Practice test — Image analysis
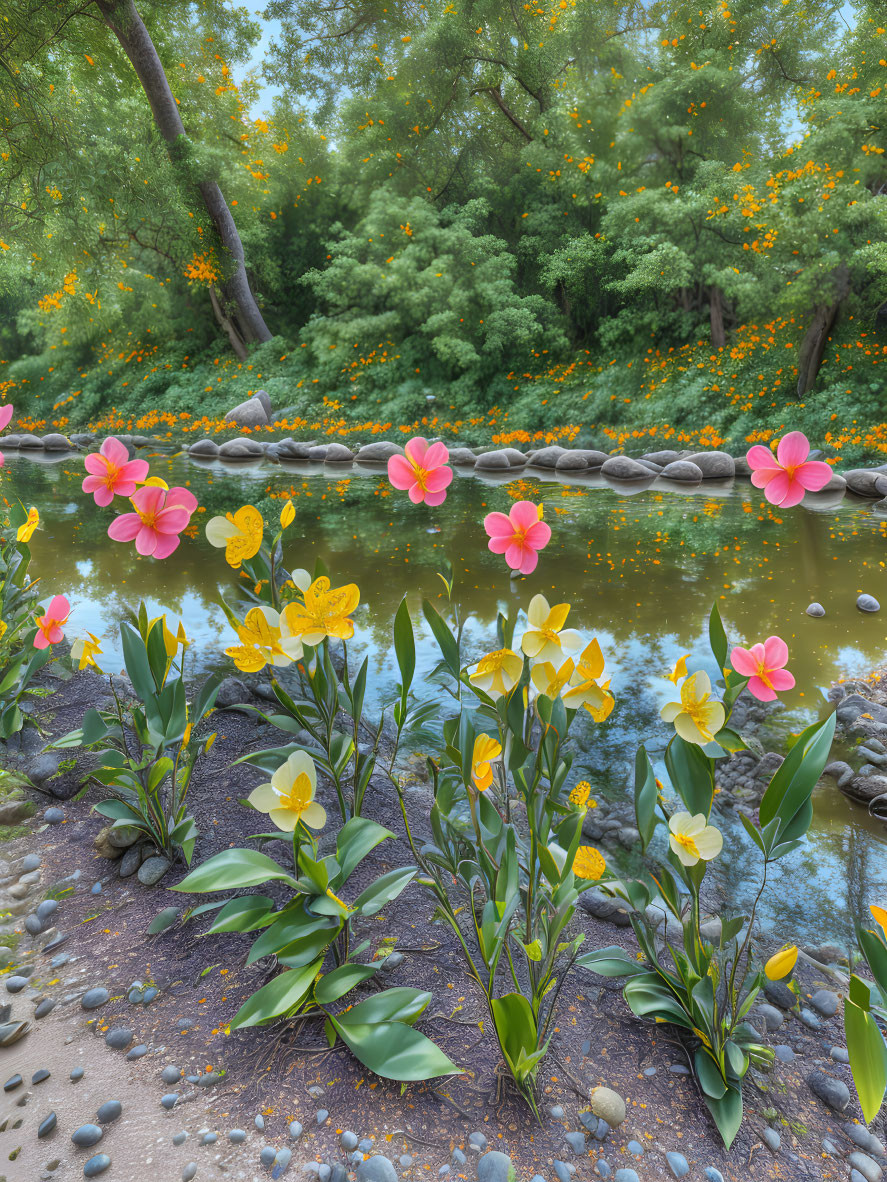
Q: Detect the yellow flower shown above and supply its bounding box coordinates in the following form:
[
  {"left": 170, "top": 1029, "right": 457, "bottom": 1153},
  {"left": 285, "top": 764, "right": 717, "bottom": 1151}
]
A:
[
  {"left": 149, "top": 614, "right": 189, "bottom": 658},
  {"left": 280, "top": 500, "right": 296, "bottom": 529},
  {"left": 0, "top": 620, "right": 6, "bottom": 643},
  {"left": 870, "top": 904, "right": 887, "bottom": 943},
  {"left": 16, "top": 507, "right": 39, "bottom": 543},
  {"left": 282, "top": 577, "right": 360, "bottom": 646},
  {"left": 661, "top": 670, "right": 725, "bottom": 744},
  {"left": 520, "top": 594, "right": 582, "bottom": 664},
  {"left": 205, "top": 505, "right": 263, "bottom": 569},
  {"left": 70, "top": 632, "right": 103, "bottom": 671},
  {"left": 668, "top": 653, "right": 689, "bottom": 684},
  {"left": 569, "top": 781, "right": 594, "bottom": 808},
  {"left": 562, "top": 638, "right": 615, "bottom": 721},
  {"left": 468, "top": 648, "right": 522, "bottom": 698},
  {"left": 471, "top": 733, "right": 502, "bottom": 791},
  {"left": 224, "top": 606, "right": 303, "bottom": 672},
  {"left": 247, "top": 750, "right": 326, "bottom": 832},
  {"left": 530, "top": 657, "right": 574, "bottom": 700},
  {"left": 668, "top": 811, "right": 723, "bottom": 867},
  {"left": 764, "top": 944, "right": 798, "bottom": 981},
  {"left": 573, "top": 846, "right": 606, "bottom": 880}
]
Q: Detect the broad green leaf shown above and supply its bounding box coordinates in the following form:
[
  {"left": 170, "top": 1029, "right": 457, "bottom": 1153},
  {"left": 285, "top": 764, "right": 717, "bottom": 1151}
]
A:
[
  {"left": 353, "top": 866, "right": 417, "bottom": 916},
  {"left": 329, "top": 1017, "right": 462, "bottom": 1081},
  {"left": 845, "top": 991, "right": 887, "bottom": 1123},
  {"left": 314, "top": 962, "right": 378, "bottom": 1004},
  {"left": 393, "top": 596, "right": 416, "bottom": 692},
  {"left": 708, "top": 602, "right": 728, "bottom": 670},
  {"left": 333, "top": 817, "right": 394, "bottom": 886},
  {"left": 338, "top": 987, "right": 431, "bottom": 1026},
  {"left": 229, "top": 960, "right": 322, "bottom": 1029},
  {"left": 701, "top": 1082, "right": 743, "bottom": 1148},
  {"left": 695, "top": 1048, "right": 728, "bottom": 1098},
  {"left": 759, "top": 713, "right": 836, "bottom": 854},
  {"left": 206, "top": 895, "right": 275, "bottom": 934},
  {"left": 576, "top": 946, "right": 644, "bottom": 977},
  {"left": 665, "top": 735, "right": 714, "bottom": 818},
  {"left": 634, "top": 744, "right": 658, "bottom": 850},
  {"left": 421, "top": 600, "right": 460, "bottom": 680},
  {"left": 147, "top": 906, "right": 180, "bottom": 935},
  {"left": 173, "top": 848, "right": 296, "bottom": 893}
]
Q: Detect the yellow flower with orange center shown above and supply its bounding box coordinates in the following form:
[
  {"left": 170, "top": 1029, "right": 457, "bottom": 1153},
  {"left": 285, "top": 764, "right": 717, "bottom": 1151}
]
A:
[
  {"left": 573, "top": 846, "right": 606, "bottom": 880},
  {"left": 282, "top": 577, "right": 360, "bottom": 646},
  {"left": 468, "top": 648, "right": 522, "bottom": 698},
  {"left": 248, "top": 750, "right": 326, "bottom": 832},
  {"left": 16, "top": 507, "right": 39, "bottom": 543},
  {"left": 205, "top": 505, "right": 264, "bottom": 569},
  {"left": 471, "top": 733, "right": 502, "bottom": 791}
]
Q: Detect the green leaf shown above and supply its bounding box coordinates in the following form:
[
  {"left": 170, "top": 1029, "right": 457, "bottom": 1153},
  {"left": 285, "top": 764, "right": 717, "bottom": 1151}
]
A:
[
  {"left": 329, "top": 1016, "right": 462, "bottom": 1081},
  {"left": 665, "top": 735, "right": 715, "bottom": 817},
  {"left": 147, "top": 906, "right": 180, "bottom": 935},
  {"left": 314, "top": 963, "right": 378, "bottom": 1005},
  {"left": 858, "top": 927, "right": 887, "bottom": 999},
  {"left": 229, "top": 960, "right": 323, "bottom": 1030},
  {"left": 634, "top": 744, "right": 658, "bottom": 850},
  {"left": 333, "top": 817, "right": 394, "bottom": 886},
  {"left": 353, "top": 866, "right": 417, "bottom": 916},
  {"left": 758, "top": 713, "right": 836, "bottom": 855},
  {"left": 701, "top": 1082, "right": 744, "bottom": 1148},
  {"left": 421, "top": 600, "right": 460, "bottom": 680},
  {"left": 576, "top": 946, "right": 645, "bottom": 977},
  {"left": 120, "top": 621, "right": 156, "bottom": 702},
  {"left": 206, "top": 895, "right": 275, "bottom": 934},
  {"left": 172, "top": 849, "right": 296, "bottom": 893},
  {"left": 339, "top": 987, "right": 431, "bottom": 1026},
  {"left": 695, "top": 1048, "right": 728, "bottom": 1099},
  {"left": 393, "top": 596, "right": 416, "bottom": 693},
  {"left": 845, "top": 991, "right": 887, "bottom": 1122},
  {"left": 709, "top": 602, "right": 728, "bottom": 670}
]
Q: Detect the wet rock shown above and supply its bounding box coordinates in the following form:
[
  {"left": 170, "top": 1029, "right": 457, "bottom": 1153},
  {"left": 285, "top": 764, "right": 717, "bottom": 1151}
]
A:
[
  {"left": 96, "top": 1100, "right": 122, "bottom": 1123},
  {"left": 188, "top": 439, "right": 219, "bottom": 458},
  {"left": 138, "top": 856, "right": 171, "bottom": 885},
  {"left": 601, "top": 456, "right": 654, "bottom": 482},
  {"left": 218, "top": 438, "right": 264, "bottom": 460},
  {"left": 555, "top": 449, "right": 609, "bottom": 472},
  {"left": 474, "top": 450, "right": 510, "bottom": 471},
  {"left": 84, "top": 1154, "right": 112, "bottom": 1177},
  {"left": 806, "top": 603, "right": 826, "bottom": 617},
  {"left": 355, "top": 441, "right": 404, "bottom": 463},
  {"left": 642, "top": 450, "right": 684, "bottom": 467},
  {"left": 837, "top": 694, "right": 887, "bottom": 725},
  {"left": 276, "top": 439, "right": 314, "bottom": 460},
  {"left": 37, "top": 1112, "right": 57, "bottom": 1137},
  {"left": 81, "top": 988, "right": 110, "bottom": 1010},
  {"left": 848, "top": 1153, "right": 883, "bottom": 1182},
  {"left": 858, "top": 594, "right": 880, "bottom": 613},
  {"left": 448, "top": 447, "right": 477, "bottom": 466},
  {"left": 685, "top": 451, "right": 735, "bottom": 478},
  {"left": 824, "top": 761, "right": 855, "bottom": 788},
  {"left": 590, "top": 1086, "right": 626, "bottom": 1128},
  {"left": 223, "top": 397, "right": 270, "bottom": 429},
  {"left": 72, "top": 1124, "right": 103, "bottom": 1147},
  {"left": 17, "top": 433, "right": 44, "bottom": 449},
  {"left": 528, "top": 445, "right": 568, "bottom": 469},
  {"left": 324, "top": 442, "right": 355, "bottom": 463},
  {"left": 660, "top": 460, "right": 703, "bottom": 483},
  {"left": 843, "top": 469, "right": 887, "bottom": 498},
  {"left": 807, "top": 1070, "right": 850, "bottom": 1111}
]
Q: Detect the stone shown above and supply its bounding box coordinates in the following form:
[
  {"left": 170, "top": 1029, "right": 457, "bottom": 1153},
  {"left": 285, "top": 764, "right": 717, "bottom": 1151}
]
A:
[
  {"left": 555, "top": 449, "right": 609, "bottom": 471},
  {"left": 84, "top": 1155, "right": 112, "bottom": 1177},
  {"left": 0, "top": 799, "right": 33, "bottom": 825},
  {"left": 275, "top": 1147, "right": 293, "bottom": 1172},
  {"left": 685, "top": 450, "right": 735, "bottom": 478},
  {"left": 138, "top": 856, "right": 171, "bottom": 885},
  {"left": 564, "top": 1132, "right": 585, "bottom": 1154},
  {"left": 229, "top": 1130, "right": 246, "bottom": 1143},
  {"left": 17, "top": 433, "right": 44, "bottom": 449},
  {"left": 182, "top": 1165, "right": 198, "bottom": 1182},
  {"left": 70, "top": 1066, "right": 85, "bottom": 1081},
  {"left": 858, "top": 594, "right": 880, "bottom": 613},
  {"left": 448, "top": 447, "right": 477, "bottom": 465},
  {"left": 173, "top": 1131, "right": 188, "bottom": 1145},
  {"left": 843, "top": 469, "right": 887, "bottom": 497},
  {"left": 96, "top": 1100, "right": 122, "bottom": 1123},
  {"left": 799, "top": 1007, "right": 822, "bottom": 1029},
  {"left": 324, "top": 442, "right": 355, "bottom": 463},
  {"left": 25, "top": 913, "right": 45, "bottom": 935},
  {"left": 601, "top": 455, "right": 654, "bottom": 482},
  {"left": 254, "top": 389, "right": 272, "bottom": 419},
  {"left": 660, "top": 460, "right": 704, "bottom": 483},
  {"left": 764, "top": 980, "right": 796, "bottom": 1010},
  {"left": 188, "top": 438, "right": 220, "bottom": 458},
  {"left": 307, "top": 444, "right": 329, "bottom": 460},
  {"left": 528, "top": 445, "right": 567, "bottom": 468},
  {"left": 578, "top": 889, "right": 631, "bottom": 926},
  {"left": 92, "top": 828, "right": 124, "bottom": 860},
  {"left": 17, "top": 853, "right": 41, "bottom": 873},
  {"left": 642, "top": 450, "right": 684, "bottom": 466},
  {"left": 126, "top": 1045, "right": 148, "bottom": 1060},
  {"left": 810, "top": 989, "right": 839, "bottom": 1017},
  {"left": 118, "top": 846, "right": 143, "bottom": 878},
  {"left": 340, "top": 1131, "right": 359, "bottom": 1151},
  {"left": 500, "top": 448, "right": 528, "bottom": 466},
  {"left": 107, "top": 825, "right": 141, "bottom": 849},
  {"left": 41, "top": 433, "right": 73, "bottom": 451},
  {"left": 626, "top": 1140, "right": 644, "bottom": 1156},
  {"left": 355, "top": 441, "right": 404, "bottom": 463},
  {"left": 32, "top": 1069, "right": 50, "bottom": 1084},
  {"left": 760, "top": 1128, "right": 780, "bottom": 1151},
  {"left": 474, "top": 450, "right": 511, "bottom": 471},
  {"left": 254, "top": 1114, "right": 265, "bottom": 1131},
  {"left": 162, "top": 1065, "right": 182, "bottom": 1085},
  {"left": 806, "top": 602, "right": 826, "bottom": 617},
  {"left": 752, "top": 1003, "right": 784, "bottom": 1032},
  {"left": 666, "top": 1152, "right": 689, "bottom": 1178},
  {"left": 35, "top": 999, "right": 56, "bottom": 1019},
  {"left": 849, "top": 1153, "right": 884, "bottom": 1182},
  {"left": 589, "top": 1086, "right": 626, "bottom": 1128},
  {"left": 468, "top": 1131, "right": 487, "bottom": 1152},
  {"left": 5, "top": 975, "right": 28, "bottom": 993},
  {"left": 260, "top": 1146, "right": 276, "bottom": 1167},
  {"left": 161, "top": 1094, "right": 179, "bottom": 1109},
  {"left": 44, "top": 807, "right": 65, "bottom": 825},
  {"left": 105, "top": 1027, "right": 132, "bottom": 1050},
  {"left": 82, "top": 988, "right": 110, "bottom": 1010},
  {"left": 477, "top": 1152, "right": 514, "bottom": 1182},
  {"left": 316, "top": 1108, "right": 329, "bottom": 1124},
  {"left": 635, "top": 457, "right": 662, "bottom": 473},
  {"left": 613, "top": 1171, "right": 640, "bottom": 1182},
  {"left": 288, "top": 1121, "right": 302, "bottom": 1139},
  {"left": 3, "top": 1074, "right": 22, "bottom": 1091},
  {"left": 824, "top": 760, "right": 855, "bottom": 787},
  {"left": 28, "top": 752, "right": 62, "bottom": 787},
  {"left": 807, "top": 1070, "right": 850, "bottom": 1111},
  {"left": 704, "top": 1172, "right": 725, "bottom": 1182},
  {"left": 218, "top": 437, "right": 264, "bottom": 460},
  {"left": 72, "top": 1124, "right": 103, "bottom": 1147},
  {"left": 223, "top": 397, "right": 270, "bottom": 429},
  {"left": 774, "top": 1044, "right": 795, "bottom": 1063},
  {"left": 201, "top": 1132, "right": 217, "bottom": 1145},
  {"left": 215, "top": 676, "right": 251, "bottom": 707},
  {"left": 38, "top": 1112, "right": 57, "bottom": 1137}
]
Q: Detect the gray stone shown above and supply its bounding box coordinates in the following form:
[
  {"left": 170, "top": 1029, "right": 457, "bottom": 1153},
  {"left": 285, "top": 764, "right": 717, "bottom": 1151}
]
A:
[
  {"left": 18, "top": 854, "right": 41, "bottom": 873},
  {"left": 108, "top": 825, "right": 141, "bottom": 849},
  {"left": 660, "top": 460, "right": 704, "bottom": 483},
  {"left": 182, "top": 1165, "right": 198, "bottom": 1182},
  {"left": 324, "top": 442, "right": 354, "bottom": 463},
  {"left": 849, "top": 1153, "right": 883, "bottom": 1182},
  {"left": 138, "top": 856, "right": 171, "bottom": 886},
  {"left": 752, "top": 1003, "right": 784, "bottom": 1032},
  {"left": 3, "top": 1073, "right": 21, "bottom": 1091},
  {"left": 84, "top": 1155, "right": 112, "bottom": 1178},
  {"left": 613, "top": 1171, "right": 640, "bottom": 1182},
  {"left": 448, "top": 447, "right": 477, "bottom": 466},
  {"left": 35, "top": 999, "right": 56, "bottom": 1019},
  {"left": 824, "top": 760, "right": 855, "bottom": 787},
  {"left": 223, "top": 397, "right": 270, "bottom": 429},
  {"left": 704, "top": 1171, "right": 725, "bottom": 1182},
  {"left": 806, "top": 602, "right": 826, "bottom": 617},
  {"left": 843, "top": 1122, "right": 886, "bottom": 1156},
  {"left": 44, "top": 807, "right": 65, "bottom": 825},
  {"left": 161, "top": 1093, "right": 179, "bottom": 1110},
  {"left": 28, "top": 752, "right": 62, "bottom": 787},
  {"left": 307, "top": 444, "right": 329, "bottom": 460},
  {"left": 81, "top": 988, "right": 110, "bottom": 1010},
  {"left": 41, "top": 432, "right": 73, "bottom": 451},
  {"left": 760, "top": 1128, "right": 780, "bottom": 1151},
  {"left": 15, "top": 433, "right": 42, "bottom": 449},
  {"left": 666, "top": 1152, "right": 689, "bottom": 1178},
  {"left": 254, "top": 389, "right": 272, "bottom": 420},
  {"left": 70, "top": 1066, "right": 85, "bottom": 1081},
  {"left": 218, "top": 437, "right": 264, "bottom": 460},
  {"left": 316, "top": 1109, "right": 329, "bottom": 1125},
  {"left": 38, "top": 1112, "right": 57, "bottom": 1137},
  {"left": 215, "top": 676, "right": 251, "bottom": 707},
  {"left": 685, "top": 450, "right": 735, "bottom": 478},
  {"left": 355, "top": 441, "right": 404, "bottom": 463},
  {"left": 594, "top": 1165, "right": 611, "bottom": 1180},
  {"left": 356, "top": 1159, "right": 398, "bottom": 1182},
  {"left": 578, "top": 888, "right": 631, "bottom": 926},
  {"left": 468, "top": 1131, "right": 487, "bottom": 1152},
  {"left": 126, "top": 1044, "right": 148, "bottom": 1060},
  {"left": 340, "top": 1131, "right": 359, "bottom": 1151},
  {"left": 555, "top": 448, "right": 609, "bottom": 472},
  {"left": 105, "top": 1028, "right": 132, "bottom": 1050},
  {"left": 807, "top": 1070, "right": 850, "bottom": 1111},
  {"left": 764, "top": 980, "right": 797, "bottom": 1010},
  {"left": 844, "top": 469, "right": 887, "bottom": 497},
  {"left": 72, "top": 1124, "right": 103, "bottom": 1147},
  {"left": 528, "top": 445, "right": 568, "bottom": 468},
  {"left": 288, "top": 1121, "right": 302, "bottom": 1139},
  {"left": 601, "top": 455, "right": 655, "bottom": 482},
  {"left": 188, "top": 438, "right": 220, "bottom": 458},
  {"left": 553, "top": 1163, "right": 573, "bottom": 1182},
  {"left": 173, "top": 1131, "right": 188, "bottom": 1145},
  {"left": 858, "top": 594, "right": 881, "bottom": 613},
  {"left": 254, "top": 1114, "right": 265, "bottom": 1131},
  {"left": 626, "top": 1140, "right": 644, "bottom": 1156},
  {"left": 810, "top": 989, "right": 839, "bottom": 1017},
  {"left": 32, "top": 1068, "right": 50, "bottom": 1084},
  {"left": 5, "top": 975, "right": 28, "bottom": 993},
  {"left": 474, "top": 450, "right": 510, "bottom": 471},
  {"left": 96, "top": 1100, "right": 122, "bottom": 1123},
  {"left": 590, "top": 1085, "right": 626, "bottom": 1127},
  {"left": 774, "top": 1044, "right": 795, "bottom": 1063},
  {"left": 161, "top": 1066, "right": 182, "bottom": 1085},
  {"left": 800, "top": 1007, "right": 822, "bottom": 1029},
  {"left": 477, "top": 1152, "right": 515, "bottom": 1182},
  {"left": 564, "top": 1132, "right": 585, "bottom": 1154},
  {"left": 118, "top": 846, "right": 143, "bottom": 878},
  {"left": 201, "top": 1132, "right": 217, "bottom": 1145},
  {"left": 25, "top": 913, "right": 45, "bottom": 935}
]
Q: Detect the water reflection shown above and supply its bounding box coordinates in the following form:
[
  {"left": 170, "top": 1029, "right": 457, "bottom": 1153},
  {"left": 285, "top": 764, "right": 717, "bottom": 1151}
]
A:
[{"left": 3, "top": 450, "right": 886, "bottom": 943}]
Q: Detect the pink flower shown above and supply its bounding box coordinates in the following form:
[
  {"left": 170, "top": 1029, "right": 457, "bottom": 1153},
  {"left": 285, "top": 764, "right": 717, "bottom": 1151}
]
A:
[
  {"left": 107, "top": 485, "right": 198, "bottom": 559},
  {"left": 387, "top": 437, "right": 453, "bottom": 506},
  {"left": 746, "top": 431, "right": 832, "bottom": 508},
  {"left": 484, "top": 500, "right": 551, "bottom": 574},
  {"left": 34, "top": 595, "right": 70, "bottom": 649},
  {"left": 730, "top": 636, "right": 796, "bottom": 702},
  {"left": 0, "top": 402, "right": 13, "bottom": 468},
  {"left": 82, "top": 436, "right": 150, "bottom": 507}
]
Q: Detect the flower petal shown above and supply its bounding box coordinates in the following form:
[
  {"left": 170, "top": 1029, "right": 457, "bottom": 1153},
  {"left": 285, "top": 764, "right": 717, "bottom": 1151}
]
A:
[{"left": 776, "top": 430, "right": 810, "bottom": 469}]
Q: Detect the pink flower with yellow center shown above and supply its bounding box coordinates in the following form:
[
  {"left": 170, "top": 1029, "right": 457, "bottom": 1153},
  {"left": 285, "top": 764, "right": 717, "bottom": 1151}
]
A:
[
  {"left": 730, "top": 636, "right": 795, "bottom": 702},
  {"left": 34, "top": 595, "right": 70, "bottom": 649},
  {"left": 82, "top": 436, "right": 150, "bottom": 507},
  {"left": 387, "top": 437, "right": 453, "bottom": 505},
  {"left": 0, "top": 402, "right": 13, "bottom": 467},
  {"left": 746, "top": 431, "right": 832, "bottom": 508},
  {"left": 107, "top": 485, "right": 198, "bottom": 559},
  {"left": 484, "top": 500, "right": 551, "bottom": 574}
]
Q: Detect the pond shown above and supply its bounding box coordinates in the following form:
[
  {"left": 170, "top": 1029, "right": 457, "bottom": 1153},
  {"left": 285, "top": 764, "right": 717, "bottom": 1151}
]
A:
[{"left": 3, "top": 447, "right": 886, "bottom": 946}]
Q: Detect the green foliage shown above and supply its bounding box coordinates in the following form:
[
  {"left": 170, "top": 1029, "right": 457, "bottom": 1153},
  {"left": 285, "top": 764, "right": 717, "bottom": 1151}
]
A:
[
  {"left": 0, "top": 505, "right": 52, "bottom": 739},
  {"left": 845, "top": 917, "right": 887, "bottom": 1122},
  {"left": 51, "top": 605, "right": 221, "bottom": 863}
]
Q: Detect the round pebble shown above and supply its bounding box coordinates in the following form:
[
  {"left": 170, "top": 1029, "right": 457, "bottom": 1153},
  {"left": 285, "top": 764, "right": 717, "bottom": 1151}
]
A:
[
  {"left": 161, "top": 1093, "right": 179, "bottom": 1109},
  {"left": 72, "top": 1124, "right": 103, "bottom": 1148},
  {"left": 3, "top": 1074, "right": 22, "bottom": 1092},
  {"left": 161, "top": 1065, "right": 182, "bottom": 1084},
  {"left": 84, "top": 1154, "right": 112, "bottom": 1178},
  {"left": 341, "top": 1131, "right": 359, "bottom": 1151},
  {"left": 182, "top": 1166, "right": 197, "bottom": 1182},
  {"left": 5, "top": 976, "right": 28, "bottom": 994},
  {"left": 857, "top": 594, "right": 880, "bottom": 613},
  {"left": 229, "top": 1129, "right": 246, "bottom": 1144},
  {"left": 96, "top": 1100, "right": 122, "bottom": 1124},
  {"left": 127, "top": 1044, "right": 148, "bottom": 1060},
  {"left": 564, "top": 1132, "right": 585, "bottom": 1154},
  {"left": 254, "top": 1114, "right": 265, "bottom": 1131},
  {"left": 666, "top": 1152, "right": 689, "bottom": 1178},
  {"left": 105, "top": 1027, "right": 133, "bottom": 1050},
  {"left": 70, "top": 1066, "right": 85, "bottom": 1082},
  {"left": 260, "top": 1146, "right": 276, "bottom": 1166},
  {"left": 38, "top": 1112, "right": 57, "bottom": 1138},
  {"left": 806, "top": 602, "right": 825, "bottom": 617},
  {"left": 81, "top": 988, "right": 110, "bottom": 1010},
  {"left": 626, "top": 1140, "right": 644, "bottom": 1157},
  {"left": 173, "top": 1131, "right": 188, "bottom": 1145},
  {"left": 32, "top": 1068, "right": 50, "bottom": 1085},
  {"left": 35, "top": 999, "right": 57, "bottom": 1019},
  {"left": 275, "top": 1148, "right": 292, "bottom": 1170},
  {"left": 37, "top": 899, "right": 59, "bottom": 921},
  {"left": 289, "top": 1120, "right": 303, "bottom": 1139},
  {"left": 614, "top": 1171, "right": 640, "bottom": 1182},
  {"left": 201, "top": 1132, "right": 217, "bottom": 1145},
  {"left": 316, "top": 1108, "right": 329, "bottom": 1124},
  {"left": 704, "top": 1171, "right": 725, "bottom": 1182}
]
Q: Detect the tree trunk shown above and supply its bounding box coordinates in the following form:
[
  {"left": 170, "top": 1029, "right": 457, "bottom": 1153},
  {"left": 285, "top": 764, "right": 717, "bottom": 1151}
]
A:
[
  {"left": 709, "top": 284, "right": 725, "bottom": 348},
  {"left": 94, "top": 0, "right": 272, "bottom": 348},
  {"left": 796, "top": 263, "right": 851, "bottom": 396}
]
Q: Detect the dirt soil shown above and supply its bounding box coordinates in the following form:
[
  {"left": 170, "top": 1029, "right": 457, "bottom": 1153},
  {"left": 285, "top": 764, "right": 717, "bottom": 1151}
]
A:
[{"left": 0, "top": 668, "right": 881, "bottom": 1182}]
